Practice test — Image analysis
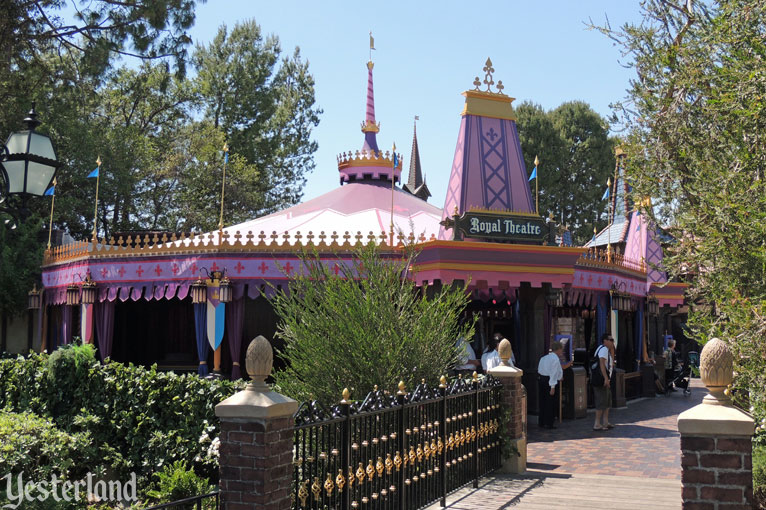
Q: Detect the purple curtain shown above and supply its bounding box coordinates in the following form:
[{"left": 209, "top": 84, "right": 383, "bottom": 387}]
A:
[
  {"left": 194, "top": 303, "right": 209, "bottom": 376},
  {"left": 597, "top": 294, "right": 607, "bottom": 344},
  {"left": 543, "top": 302, "right": 552, "bottom": 353},
  {"left": 226, "top": 297, "right": 245, "bottom": 380},
  {"left": 635, "top": 301, "right": 644, "bottom": 369},
  {"left": 95, "top": 300, "right": 115, "bottom": 360},
  {"left": 62, "top": 305, "right": 73, "bottom": 345}
]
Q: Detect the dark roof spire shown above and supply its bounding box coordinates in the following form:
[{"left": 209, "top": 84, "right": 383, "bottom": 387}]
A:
[{"left": 403, "top": 117, "right": 431, "bottom": 201}]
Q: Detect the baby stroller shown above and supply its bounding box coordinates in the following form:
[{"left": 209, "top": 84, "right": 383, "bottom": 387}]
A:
[{"left": 666, "top": 354, "right": 692, "bottom": 396}]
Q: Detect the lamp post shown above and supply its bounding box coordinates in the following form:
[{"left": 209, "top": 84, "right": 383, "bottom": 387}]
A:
[{"left": 0, "top": 104, "right": 61, "bottom": 229}]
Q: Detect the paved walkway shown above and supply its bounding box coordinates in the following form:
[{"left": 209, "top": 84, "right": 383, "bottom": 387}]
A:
[{"left": 426, "top": 379, "right": 704, "bottom": 509}]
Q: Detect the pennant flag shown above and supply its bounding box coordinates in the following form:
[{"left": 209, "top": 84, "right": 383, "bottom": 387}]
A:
[
  {"left": 206, "top": 285, "right": 225, "bottom": 350},
  {"left": 601, "top": 186, "right": 610, "bottom": 200},
  {"left": 370, "top": 32, "right": 375, "bottom": 50},
  {"left": 87, "top": 167, "right": 99, "bottom": 178},
  {"left": 224, "top": 151, "right": 228, "bottom": 164},
  {"left": 393, "top": 152, "right": 399, "bottom": 169},
  {"left": 528, "top": 166, "right": 537, "bottom": 182},
  {"left": 44, "top": 184, "right": 55, "bottom": 196}
]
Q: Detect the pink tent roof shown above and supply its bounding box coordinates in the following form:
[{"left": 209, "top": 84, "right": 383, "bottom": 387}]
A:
[{"left": 225, "top": 182, "right": 442, "bottom": 244}]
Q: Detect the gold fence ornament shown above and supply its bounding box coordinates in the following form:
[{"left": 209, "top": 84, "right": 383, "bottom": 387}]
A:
[
  {"left": 437, "top": 437, "right": 444, "bottom": 454},
  {"left": 470, "top": 426, "right": 477, "bottom": 441},
  {"left": 356, "top": 463, "right": 366, "bottom": 484},
  {"left": 324, "top": 473, "right": 334, "bottom": 497},
  {"left": 366, "top": 459, "right": 375, "bottom": 481},
  {"left": 376, "top": 457, "right": 384, "bottom": 476},
  {"left": 336, "top": 469, "right": 346, "bottom": 493},
  {"left": 393, "top": 451, "right": 403, "bottom": 471},
  {"left": 385, "top": 453, "right": 394, "bottom": 474},
  {"left": 298, "top": 480, "right": 309, "bottom": 508},
  {"left": 311, "top": 477, "right": 321, "bottom": 502},
  {"left": 348, "top": 466, "right": 355, "bottom": 488},
  {"left": 409, "top": 446, "right": 416, "bottom": 464},
  {"left": 423, "top": 442, "right": 431, "bottom": 459},
  {"left": 416, "top": 444, "right": 424, "bottom": 462}
]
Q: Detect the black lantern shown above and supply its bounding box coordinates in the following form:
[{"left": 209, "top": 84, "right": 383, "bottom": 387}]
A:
[
  {"left": 546, "top": 288, "right": 563, "bottom": 308},
  {"left": 81, "top": 274, "right": 97, "bottom": 305},
  {"left": 0, "top": 105, "right": 61, "bottom": 226},
  {"left": 647, "top": 294, "right": 659, "bottom": 315},
  {"left": 66, "top": 283, "right": 80, "bottom": 306},
  {"left": 28, "top": 284, "right": 41, "bottom": 310},
  {"left": 191, "top": 277, "right": 207, "bottom": 304},
  {"left": 219, "top": 273, "right": 232, "bottom": 303}
]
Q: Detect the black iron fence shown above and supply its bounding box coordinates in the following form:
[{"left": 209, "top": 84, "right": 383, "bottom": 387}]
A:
[{"left": 292, "top": 375, "right": 504, "bottom": 510}]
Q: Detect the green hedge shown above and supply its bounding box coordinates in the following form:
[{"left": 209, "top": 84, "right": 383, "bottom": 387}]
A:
[
  {"left": 755, "top": 445, "right": 766, "bottom": 509},
  {"left": 0, "top": 344, "right": 244, "bottom": 483}
]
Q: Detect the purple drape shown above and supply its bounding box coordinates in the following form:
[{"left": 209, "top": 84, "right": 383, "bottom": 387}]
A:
[
  {"left": 543, "top": 302, "right": 552, "bottom": 353},
  {"left": 226, "top": 297, "right": 245, "bottom": 380},
  {"left": 194, "top": 303, "right": 209, "bottom": 376},
  {"left": 62, "top": 305, "right": 73, "bottom": 345},
  {"left": 95, "top": 300, "right": 115, "bottom": 360},
  {"left": 597, "top": 295, "right": 607, "bottom": 344},
  {"left": 635, "top": 301, "right": 644, "bottom": 370}
]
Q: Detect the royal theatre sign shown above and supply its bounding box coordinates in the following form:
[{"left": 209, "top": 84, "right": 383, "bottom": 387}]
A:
[{"left": 441, "top": 210, "right": 549, "bottom": 244}]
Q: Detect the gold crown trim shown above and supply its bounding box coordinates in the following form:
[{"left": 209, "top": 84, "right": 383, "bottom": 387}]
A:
[
  {"left": 361, "top": 120, "right": 380, "bottom": 133},
  {"left": 337, "top": 149, "right": 402, "bottom": 170}
]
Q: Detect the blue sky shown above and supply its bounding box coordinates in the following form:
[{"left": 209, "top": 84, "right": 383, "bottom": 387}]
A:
[{"left": 189, "top": 1, "right": 644, "bottom": 207}]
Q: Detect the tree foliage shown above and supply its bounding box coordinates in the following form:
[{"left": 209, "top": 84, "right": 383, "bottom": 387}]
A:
[
  {"left": 515, "top": 100, "right": 616, "bottom": 244},
  {"left": 594, "top": 0, "right": 766, "bottom": 441},
  {"left": 0, "top": 18, "right": 320, "bottom": 317},
  {"left": 272, "top": 244, "right": 472, "bottom": 406}
]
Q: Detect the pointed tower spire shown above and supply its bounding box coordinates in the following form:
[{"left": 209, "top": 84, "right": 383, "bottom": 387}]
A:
[
  {"left": 336, "top": 49, "right": 401, "bottom": 186},
  {"left": 404, "top": 116, "right": 431, "bottom": 201},
  {"left": 361, "top": 61, "right": 380, "bottom": 153}
]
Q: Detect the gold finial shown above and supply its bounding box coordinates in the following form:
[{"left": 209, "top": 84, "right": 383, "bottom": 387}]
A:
[
  {"left": 223, "top": 143, "right": 229, "bottom": 153},
  {"left": 453, "top": 205, "right": 459, "bottom": 216},
  {"left": 397, "top": 380, "right": 406, "bottom": 395},
  {"left": 607, "top": 177, "right": 611, "bottom": 187},
  {"left": 472, "top": 371, "right": 479, "bottom": 382},
  {"left": 342, "top": 387, "right": 351, "bottom": 402},
  {"left": 482, "top": 58, "right": 495, "bottom": 92},
  {"left": 439, "top": 375, "right": 447, "bottom": 388},
  {"left": 391, "top": 142, "right": 396, "bottom": 153},
  {"left": 473, "top": 76, "right": 481, "bottom": 90},
  {"left": 615, "top": 146, "right": 625, "bottom": 157},
  {"left": 534, "top": 155, "right": 540, "bottom": 166},
  {"left": 421, "top": 378, "right": 426, "bottom": 385}
]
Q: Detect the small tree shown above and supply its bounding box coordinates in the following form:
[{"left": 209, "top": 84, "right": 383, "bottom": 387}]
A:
[{"left": 272, "top": 243, "right": 472, "bottom": 406}]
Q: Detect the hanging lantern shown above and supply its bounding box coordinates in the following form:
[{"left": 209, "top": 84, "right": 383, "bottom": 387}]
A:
[
  {"left": 66, "top": 282, "right": 80, "bottom": 306},
  {"left": 191, "top": 277, "right": 207, "bottom": 304},
  {"left": 546, "top": 288, "right": 563, "bottom": 308},
  {"left": 219, "top": 273, "right": 232, "bottom": 303},
  {"left": 27, "top": 284, "right": 41, "bottom": 310},
  {"left": 81, "top": 274, "right": 97, "bottom": 305}
]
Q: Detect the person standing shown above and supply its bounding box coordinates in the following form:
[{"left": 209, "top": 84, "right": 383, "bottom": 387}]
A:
[
  {"left": 537, "top": 341, "right": 564, "bottom": 429},
  {"left": 481, "top": 334, "right": 501, "bottom": 372},
  {"left": 592, "top": 334, "right": 615, "bottom": 431},
  {"left": 455, "top": 336, "right": 481, "bottom": 376}
]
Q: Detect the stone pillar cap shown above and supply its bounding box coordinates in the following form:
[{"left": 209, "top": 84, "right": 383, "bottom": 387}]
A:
[{"left": 215, "top": 335, "right": 298, "bottom": 419}]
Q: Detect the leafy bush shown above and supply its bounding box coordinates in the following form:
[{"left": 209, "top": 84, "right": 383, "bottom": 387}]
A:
[
  {"left": 145, "top": 461, "right": 215, "bottom": 510},
  {"left": 273, "top": 243, "right": 472, "bottom": 405},
  {"left": 0, "top": 411, "right": 96, "bottom": 480},
  {"left": 755, "top": 445, "right": 766, "bottom": 510},
  {"left": 0, "top": 350, "right": 245, "bottom": 485}
]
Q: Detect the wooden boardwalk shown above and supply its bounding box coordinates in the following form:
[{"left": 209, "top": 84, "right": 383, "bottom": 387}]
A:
[{"left": 425, "top": 379, "right": 704, "bottom": 510}]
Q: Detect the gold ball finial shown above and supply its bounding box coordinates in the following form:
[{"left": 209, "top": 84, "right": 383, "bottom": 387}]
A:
[
  {"left": 700, "top": 338, "right": 735, "bottom": 405},
  {"left": 397, "top": 380, "right": 406, "bottom": 395},
  {"left": 245, "top": 335, "right": 273, "bottom": 392},
  {"left": 472, "top": 371, "right": 479, "bottom": 382},
  {"left": 498, "top": 338, "right": 512, "bottom": 366},
  {"left": 342, "top": 387, "right": 351, "bottom": 402},
  {"left": 439, "top": 375, "right": 447, "bottom": 388}
]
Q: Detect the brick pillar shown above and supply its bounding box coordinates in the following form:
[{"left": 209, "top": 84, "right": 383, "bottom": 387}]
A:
[
  {"left": 489, "top": 338, "right": 526, "bottom": 473},
  {"left": 677, "top": 338, "right": 754, "bottom": 510},
  {"left": 216, "top": 335, "right": 298, "bottom": 510}
]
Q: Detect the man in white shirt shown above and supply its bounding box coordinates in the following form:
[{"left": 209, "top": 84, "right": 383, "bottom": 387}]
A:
[
  {"left": 537, "top": 341, "right": 565, "bottom": 429},
  {"left": 592, "top": 334, "right": 616, "bottom": 431},
  {"left": 456, "top": 337, "right": 481, "bottom": 374}
]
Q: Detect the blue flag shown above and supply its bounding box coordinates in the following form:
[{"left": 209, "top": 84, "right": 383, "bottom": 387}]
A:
[
  {"left": 87, "top": 168, "right": 99, "bottom": 178},
  {"left": 224, "top": 151, "right": 229, "bottom": 164},
  {"left": 601, "top": 186, "right": 610, "bottom": 200},
  {"left": 44, "top": 185, "right": 55, "bottom": 196},
  {"left": 393, "top": 152, "right": 399, "bottom": 169},
  {"left": 528, "top": 166, "right": 537, "bottom": 182}
]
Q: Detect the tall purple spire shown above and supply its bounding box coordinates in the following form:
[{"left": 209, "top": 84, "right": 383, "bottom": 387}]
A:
[
  {"left": 361, "top": 61, "right": 380, "bottom": 153},
  {"left": 336, "top": 60, "right": 402, "bottom": 185}
]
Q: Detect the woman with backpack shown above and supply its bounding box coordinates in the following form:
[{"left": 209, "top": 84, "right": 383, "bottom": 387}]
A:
[{"left": 591, "top": 334, "right": 615, "bottom": 431}]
